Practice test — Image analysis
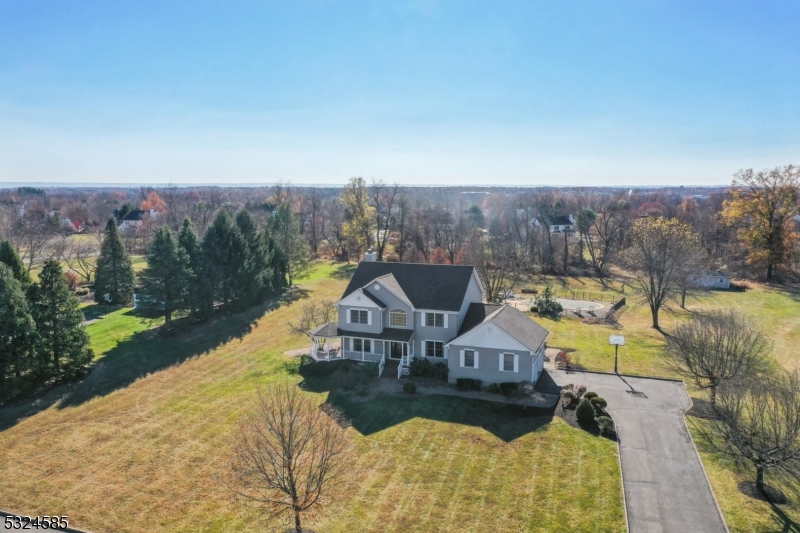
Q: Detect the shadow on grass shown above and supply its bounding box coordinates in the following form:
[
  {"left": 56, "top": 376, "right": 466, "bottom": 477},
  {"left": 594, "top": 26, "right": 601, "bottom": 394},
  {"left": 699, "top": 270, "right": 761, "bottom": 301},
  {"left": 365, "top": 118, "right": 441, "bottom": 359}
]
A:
[
  {"left": 330, "top": 262, "right": 357, "bottom": 280},
  {"left": 768, "top": 500, "right": 800, "bottom": 533},
  {"left": 298, "top": 359, "right": 556, "bottom": 442},
  {"left": 0, "top": 287, "right": 309, "bottom": 432}
]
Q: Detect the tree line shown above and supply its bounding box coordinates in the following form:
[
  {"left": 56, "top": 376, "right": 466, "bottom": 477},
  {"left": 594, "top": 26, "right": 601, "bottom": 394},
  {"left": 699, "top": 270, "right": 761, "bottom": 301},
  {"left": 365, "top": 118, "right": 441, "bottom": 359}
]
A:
[
  {"left": 94, "top": 208, "right": 292, "bottom": 325},
  {"left": 0, "top": 242, "right": 92, "bottom": 403}
]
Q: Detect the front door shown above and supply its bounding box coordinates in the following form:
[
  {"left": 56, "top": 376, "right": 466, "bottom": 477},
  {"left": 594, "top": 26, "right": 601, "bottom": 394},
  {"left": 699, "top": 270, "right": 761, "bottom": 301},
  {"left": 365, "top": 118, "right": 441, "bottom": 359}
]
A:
[{"left": 390, "top": 342, "right": 405, "bottom": 360}]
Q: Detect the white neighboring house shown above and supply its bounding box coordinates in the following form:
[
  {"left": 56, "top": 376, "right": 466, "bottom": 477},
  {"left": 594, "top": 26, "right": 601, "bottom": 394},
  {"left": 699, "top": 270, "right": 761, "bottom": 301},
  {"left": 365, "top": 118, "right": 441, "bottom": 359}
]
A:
[
  {"left": 693, "top": 270, "right": 731, "bottom": 290},
  {"left": 531, "top": 214, "right": 575, "bottom": 233}
]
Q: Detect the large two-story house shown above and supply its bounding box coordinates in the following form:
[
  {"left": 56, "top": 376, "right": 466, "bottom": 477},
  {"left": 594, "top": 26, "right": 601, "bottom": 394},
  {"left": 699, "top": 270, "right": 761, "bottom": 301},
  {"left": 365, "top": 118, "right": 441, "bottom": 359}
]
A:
[{"left": 308, "top": 258, "right": 550, "bottom": 385}]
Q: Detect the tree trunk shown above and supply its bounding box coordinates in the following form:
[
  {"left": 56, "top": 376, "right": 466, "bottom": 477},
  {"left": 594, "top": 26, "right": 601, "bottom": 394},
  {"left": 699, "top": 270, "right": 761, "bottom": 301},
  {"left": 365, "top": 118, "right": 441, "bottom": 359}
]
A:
[
  {"left": 294, "top": 509, "right": 302, "bottom": 533},
  {"left": 651, "top": 305, "right": 660, "bottom": 329},
  {"left": 767, "top": 263, "right": 774, "bottom": 281},
  {"left": 709, "top": 383, "right": 717, "bottom": 411},
  {"left": 681, "top": 287, "right": 686, "bottom": 309},
  {"left": 756, "top": 465, "right": 764, "bottom": 492}
]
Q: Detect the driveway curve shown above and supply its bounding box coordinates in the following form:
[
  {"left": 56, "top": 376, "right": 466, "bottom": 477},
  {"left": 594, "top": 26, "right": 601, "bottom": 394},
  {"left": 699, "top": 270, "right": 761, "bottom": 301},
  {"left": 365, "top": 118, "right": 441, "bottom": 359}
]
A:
[{"left": 547, "top": 369, "right": 728, "bottom": 533}]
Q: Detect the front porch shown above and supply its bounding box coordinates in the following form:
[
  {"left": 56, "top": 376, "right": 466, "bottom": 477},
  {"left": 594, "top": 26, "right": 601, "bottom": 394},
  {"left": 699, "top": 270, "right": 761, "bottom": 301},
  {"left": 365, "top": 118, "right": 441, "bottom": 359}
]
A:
[{"left": 307, "top": 322, "right": 414, "bottom": 379}]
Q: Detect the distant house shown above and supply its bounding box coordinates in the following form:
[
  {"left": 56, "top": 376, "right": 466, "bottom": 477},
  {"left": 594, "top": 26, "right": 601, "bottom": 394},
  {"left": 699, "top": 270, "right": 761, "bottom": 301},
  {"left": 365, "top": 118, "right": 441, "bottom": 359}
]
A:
[
  {"left": 308, "top": 259, "right": 550, "bottom": 385},
  {"left": 114, "top": 208, "right": 159, "bottom": 231},
  {"left": 532, "top": 214, "right": 575, "bottom": 233},
  {"left": 693, "top": 271, "right": 731, "bottom": 290}
]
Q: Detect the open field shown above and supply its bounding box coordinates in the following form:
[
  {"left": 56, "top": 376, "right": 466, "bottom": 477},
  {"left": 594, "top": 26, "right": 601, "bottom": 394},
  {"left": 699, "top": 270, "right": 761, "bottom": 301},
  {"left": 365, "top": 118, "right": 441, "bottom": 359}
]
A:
[{"left": 0, "top": 262, "right": 624, "bottom": 533}]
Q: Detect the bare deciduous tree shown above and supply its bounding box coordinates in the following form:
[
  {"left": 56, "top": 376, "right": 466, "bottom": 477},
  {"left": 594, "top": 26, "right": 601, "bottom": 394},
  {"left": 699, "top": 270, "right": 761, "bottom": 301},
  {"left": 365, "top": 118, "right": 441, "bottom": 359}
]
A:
[
  {"left": 695, "top": 371, "right": 800, "bottom": 497},
  {"left": 227, "top": 383, "right": 354, "bottom": 533},
  {"left": 667, "top": 311, "right": 769, "bottom": 409},
  {"left": 288, "top": 300, "right": 337, "bottom": 336}
]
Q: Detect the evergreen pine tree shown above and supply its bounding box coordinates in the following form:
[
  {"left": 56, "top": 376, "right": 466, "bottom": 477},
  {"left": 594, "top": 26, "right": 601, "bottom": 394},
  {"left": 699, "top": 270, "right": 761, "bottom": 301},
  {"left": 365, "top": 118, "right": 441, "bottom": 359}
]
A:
[
  {"left": 0, "top": 263, "right": 38, "bottom": 401},
  {"left": 28, "top": 260, "right": 93, "bottom": 381},
  {"left": 270, "top": 203, "right": 311, "bottom": 285},
  {"left": 94, "top": 218, "right": 135, "bottom": 305},
  {"left": 139, "top": 227, "right": 192, "bottom": 325},
  {"left": 0, "top": 240, "right": 32, "bottom": 287},
  {"left": 178, "top": 218, "right": 208, "bottom": 319}
]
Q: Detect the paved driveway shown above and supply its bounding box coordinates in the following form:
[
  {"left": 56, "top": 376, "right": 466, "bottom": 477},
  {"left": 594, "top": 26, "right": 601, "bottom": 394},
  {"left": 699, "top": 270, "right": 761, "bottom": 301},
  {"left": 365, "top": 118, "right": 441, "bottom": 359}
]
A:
[{"left": 547, "top": 369, "right": 728, "bottom": 533}]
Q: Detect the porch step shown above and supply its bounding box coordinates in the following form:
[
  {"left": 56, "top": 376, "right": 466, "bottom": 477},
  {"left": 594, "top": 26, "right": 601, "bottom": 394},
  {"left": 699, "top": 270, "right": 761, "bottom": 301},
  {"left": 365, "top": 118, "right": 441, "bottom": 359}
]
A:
[{"left": 382, "top": 359, "right": 400, "bottom": 378}]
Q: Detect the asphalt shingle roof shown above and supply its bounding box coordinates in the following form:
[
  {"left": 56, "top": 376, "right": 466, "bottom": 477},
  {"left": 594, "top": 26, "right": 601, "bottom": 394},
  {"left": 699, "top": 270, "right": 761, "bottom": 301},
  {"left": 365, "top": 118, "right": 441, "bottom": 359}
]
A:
[
  {"left": 308, "top": 322, "right": 413, "bottom": 342},
  {"left": 342, "top": 262, "right": 477, "bottom": 312},
  {"left": 457, "top": 303, "right": 549, "bottom": 353}
]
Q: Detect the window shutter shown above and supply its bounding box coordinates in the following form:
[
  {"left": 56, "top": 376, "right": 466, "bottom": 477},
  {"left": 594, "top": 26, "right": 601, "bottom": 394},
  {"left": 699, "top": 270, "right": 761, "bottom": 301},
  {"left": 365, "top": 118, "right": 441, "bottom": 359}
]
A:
[
  {"left": 513, "top": 354, "right": 519, "bottom": 373},
  {"left": 346, "top": 309, "right": 351, "bottom": 323},
  {"left": 460, "top": 350, "right": 465, "bottom": 367},
  {"left": 499, "top": 355, "right": 504, "bottom": 371},
  {"left": 444, "top": 314, "right": 449, "bottom": 328},
  {"left": 475, "top": 351, "right": 479, "bottom": 369},
  {"left": 367, "top": 311, "right": 372, "bottom": 326}
]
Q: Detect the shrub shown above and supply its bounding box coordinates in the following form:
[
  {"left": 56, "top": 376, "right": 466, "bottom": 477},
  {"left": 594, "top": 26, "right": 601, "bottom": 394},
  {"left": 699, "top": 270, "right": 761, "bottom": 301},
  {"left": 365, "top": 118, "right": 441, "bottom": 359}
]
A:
[
  {"left": 499, "top": 382, "right": 519, "bottom": 397},
  {"left": 597, "top": 416, "right": 616, "bottom": 436},
  {"left": 576, "top": 385, "right": 587, "bottom": 397},
  {"left": 74, "top": 287, "right": 89, "bottom": 296},
  {"left": 561, "top": 383, "right": 574, "bottom": 391},
  {"left": 555, "top": 350, "right": 571, "bottom": 369},
  {"left": 299, "top": 355, "right": 339, "bottom": 376},
  {"left": 456, "top": 378, "right": 482, "bottom": 391},
  {"left": 409, "top": 358, "right": 448, "bottom": 380},
  {"left": 403, "top": 382, "right": 417, "bottom": 394},
  {"left": 576, "top": 398, "right": 596, "bottom": 426},
  {"left": 487, "top": 383, "right": 500, "bottom": 394},
  {"left": 560, "top": 389, "right": 577, "bottom": 407},
  {"left": 583, "top": 391, "right": 598, "bottom": 400},
  {"left": 529, "top": 305, "right": 538, "bottom": 313},
  {"left": 590, "top": 396, "right": 607, "bottom": 409},
  {"left": 533, "top": 286, "right": 563, "bottom": 315}
]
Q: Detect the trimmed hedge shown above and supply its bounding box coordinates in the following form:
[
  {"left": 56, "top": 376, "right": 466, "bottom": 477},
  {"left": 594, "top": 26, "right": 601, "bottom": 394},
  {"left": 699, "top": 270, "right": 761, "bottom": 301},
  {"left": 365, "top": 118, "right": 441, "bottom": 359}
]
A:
[
  {"left": 409, "top": 358, "right": 448, "bottom": 380},
  {"left": 456, "top": 378, "right": 482, "bottom": 391},
  {"left": 583, "top": 391, "right": 598, "bottom": 400},
  {"left": 487, "top": 383, "right": 500, "bottom": 394},
  {"left": 576, "top": 398, "right": 596, "bottom": 426}
]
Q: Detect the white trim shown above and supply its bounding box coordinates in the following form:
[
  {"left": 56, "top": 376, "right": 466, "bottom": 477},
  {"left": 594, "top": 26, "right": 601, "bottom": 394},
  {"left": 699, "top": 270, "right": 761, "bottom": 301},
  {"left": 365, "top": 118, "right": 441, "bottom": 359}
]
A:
[
  {"left": 338, "top": 289, "right": 383, "bottom": 309},
  {"left": 351, "top": 337, "right": 373, "bottom": 354},
  {"left": 365, "top": 277, "right": 415, "bottom": 309},
  {"left": 367, "top": 311, "right": 372, "bottom": 326},
  {"left": 500, "top": 352, "right": 518, "bottom": 372},
  {"left": 348, "top": 307, "right": 370, "bottom": 325},
  {"left": 461, "top": 349, "right": 478, "bottom": 369},
  {"left": 424, "top": 312, "right": 446, "bottom": 328},
  {"left": 444, "top": 313, "right": 449, "bottom": 329}
]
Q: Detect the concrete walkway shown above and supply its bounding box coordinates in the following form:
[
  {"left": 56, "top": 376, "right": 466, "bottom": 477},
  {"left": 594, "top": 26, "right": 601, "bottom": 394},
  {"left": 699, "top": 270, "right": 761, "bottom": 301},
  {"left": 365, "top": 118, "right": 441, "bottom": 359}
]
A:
[{"left": 547, "top": 368, "right": 728, "bottom": 533}]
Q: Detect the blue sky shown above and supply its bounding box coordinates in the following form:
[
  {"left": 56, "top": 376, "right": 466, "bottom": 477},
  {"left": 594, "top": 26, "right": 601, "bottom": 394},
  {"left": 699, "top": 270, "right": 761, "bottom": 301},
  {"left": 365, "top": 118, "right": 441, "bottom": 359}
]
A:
[{"left": 1, "top": 1, "right": 798, "bottom": 186}]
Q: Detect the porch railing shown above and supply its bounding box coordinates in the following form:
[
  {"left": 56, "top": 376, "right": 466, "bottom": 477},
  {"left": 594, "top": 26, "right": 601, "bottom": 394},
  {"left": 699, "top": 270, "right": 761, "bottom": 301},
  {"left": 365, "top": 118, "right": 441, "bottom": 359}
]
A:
[
  {"left": 398, "top": 355, "right": 409, "bottom": 379},
  {"left": 310, "top": 347, "right": 343, "bottom": 361},
  {"left": 342, "top": 351, "right": 383, "bottom": 364},
  {"left": 379, "top": 353, "right": 386, "bottom": 377}
]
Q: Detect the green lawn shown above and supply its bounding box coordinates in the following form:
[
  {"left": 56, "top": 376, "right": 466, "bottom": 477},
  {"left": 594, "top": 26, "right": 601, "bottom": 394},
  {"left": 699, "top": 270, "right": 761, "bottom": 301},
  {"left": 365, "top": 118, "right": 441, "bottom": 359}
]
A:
[{"left": 0, "top": 261, "right": 624, "bottom": 533}]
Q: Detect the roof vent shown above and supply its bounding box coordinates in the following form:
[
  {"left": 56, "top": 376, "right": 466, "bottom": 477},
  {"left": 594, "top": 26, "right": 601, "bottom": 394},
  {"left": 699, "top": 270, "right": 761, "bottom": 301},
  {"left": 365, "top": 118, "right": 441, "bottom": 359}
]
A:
[{"left": 363, "top": 249, "right": 378, "bottom": 262}]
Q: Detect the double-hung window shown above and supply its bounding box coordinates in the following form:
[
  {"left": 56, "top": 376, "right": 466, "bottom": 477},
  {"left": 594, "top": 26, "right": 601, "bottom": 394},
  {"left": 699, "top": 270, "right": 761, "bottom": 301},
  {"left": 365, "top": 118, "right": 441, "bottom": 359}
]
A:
[
  {"left": 350, "top": 309, "right": 369, "bottom": 324},
  {"left": 426, "top": 341, "right": 444, "bottom": 358},
  {"left": 501, "top": 353, "right": 517, "bottom": 372},
  {"left": 462, "top": 349, "right": 477, "bottom": 368},
  {"left": 425, "top": 312, "right": 445, "bottom": 328},
  {"left": 353, "top": 338, "right": 371, "bottom": 353}
]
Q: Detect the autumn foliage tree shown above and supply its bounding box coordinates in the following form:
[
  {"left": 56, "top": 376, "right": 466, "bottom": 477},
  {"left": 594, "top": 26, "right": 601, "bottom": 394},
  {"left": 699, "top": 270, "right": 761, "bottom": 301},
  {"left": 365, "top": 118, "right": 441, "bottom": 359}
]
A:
[
  {"left": 722, "top": 165, "right": 800, "bottom": 281},
  {"left": 624, "top": 217, "right": 704, "bottom": 329}
]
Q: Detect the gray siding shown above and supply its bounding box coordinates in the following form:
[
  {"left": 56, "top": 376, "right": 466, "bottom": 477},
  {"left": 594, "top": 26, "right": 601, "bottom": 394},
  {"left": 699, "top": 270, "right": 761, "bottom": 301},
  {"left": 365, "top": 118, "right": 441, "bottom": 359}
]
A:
[
  {"left": 337, "top": 304, "right": 382, "bottom": 334},
  {"left": 447, "top": 345, "right": 540, "bottom": 385},
  {"left": 413, "top": 311, "right": 457, "bottom": 359},
  {"left": 363, "top": 284, "right": 414, "bottom": 329}
]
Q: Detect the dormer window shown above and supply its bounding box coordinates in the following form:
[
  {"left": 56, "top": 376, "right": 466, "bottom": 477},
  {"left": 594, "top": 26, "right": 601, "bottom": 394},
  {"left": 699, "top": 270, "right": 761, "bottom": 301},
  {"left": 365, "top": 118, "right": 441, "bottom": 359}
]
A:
[{"left": 389, "top": 309, "right": 407, "bottom": 327}]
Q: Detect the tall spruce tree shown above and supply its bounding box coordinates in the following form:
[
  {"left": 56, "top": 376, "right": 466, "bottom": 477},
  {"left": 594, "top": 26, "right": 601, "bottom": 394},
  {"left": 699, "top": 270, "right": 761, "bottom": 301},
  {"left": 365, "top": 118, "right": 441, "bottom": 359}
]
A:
[
  {"left": 178, "top": 218, "right": 209, "bottom": 320},
  {"left": 139, "top": 227, "right": 192, "bottom": 325},
  {"left": 0, "top": 240, "right": 32, "bottom": 287},
  {"left": 0, "top": 263, "right": 38, "bottom": 401},
  {"left": 270, "top": 203, "right": 311, "bottom": 285},
  {"left": 202, "top": 211, "right": 236, "bottom": 310},
  {"left": 28, "top": 260, "right": 93, "bottom": 381},
  {"left": 94, "top": 218, "right": 135, "bottom": 305},
  {"left": 232, "top": 210, "right": 273, "bottom": 310}
]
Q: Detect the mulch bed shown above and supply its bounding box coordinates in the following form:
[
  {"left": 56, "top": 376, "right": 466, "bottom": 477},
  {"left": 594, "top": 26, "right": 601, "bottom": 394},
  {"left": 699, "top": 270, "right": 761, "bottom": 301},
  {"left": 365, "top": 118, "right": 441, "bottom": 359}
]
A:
[{"left": 738, "top": 482, "right": 789, "bottom": 505}]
